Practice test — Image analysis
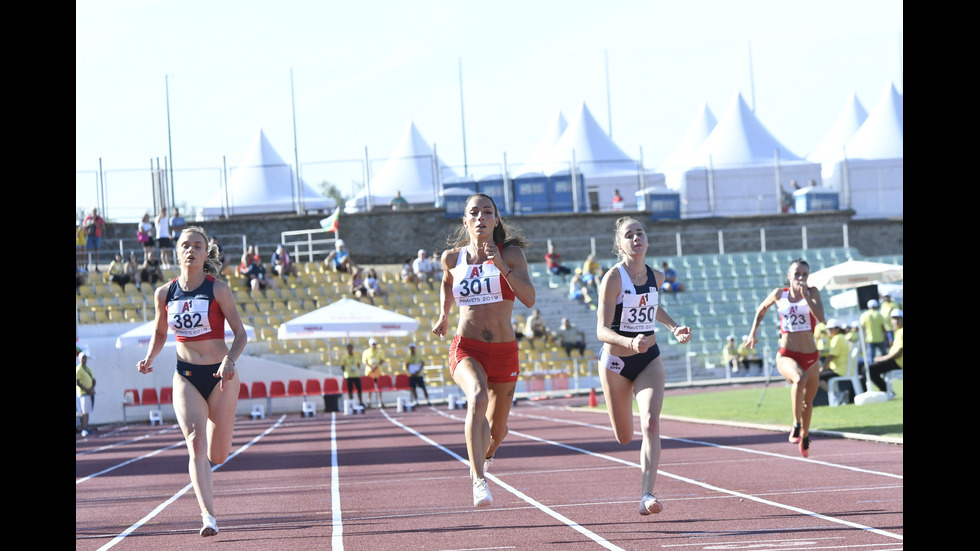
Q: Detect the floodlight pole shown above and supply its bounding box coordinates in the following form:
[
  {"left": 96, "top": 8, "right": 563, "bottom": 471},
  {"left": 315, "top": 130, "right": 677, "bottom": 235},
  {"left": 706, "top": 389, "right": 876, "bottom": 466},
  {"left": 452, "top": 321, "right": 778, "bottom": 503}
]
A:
[
  {"left": 165, "top": 74, "right": 175, "bottom": 206},
  {"left": 458, "top": 58, "right": 468, "bottom": 177}
]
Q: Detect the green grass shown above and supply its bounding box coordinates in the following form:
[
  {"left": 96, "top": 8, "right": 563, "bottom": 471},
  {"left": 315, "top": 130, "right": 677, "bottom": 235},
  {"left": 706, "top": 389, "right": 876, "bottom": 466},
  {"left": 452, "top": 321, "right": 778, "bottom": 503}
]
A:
[{"left": 659, "top": 380, "right": 903, "bottom": 440}]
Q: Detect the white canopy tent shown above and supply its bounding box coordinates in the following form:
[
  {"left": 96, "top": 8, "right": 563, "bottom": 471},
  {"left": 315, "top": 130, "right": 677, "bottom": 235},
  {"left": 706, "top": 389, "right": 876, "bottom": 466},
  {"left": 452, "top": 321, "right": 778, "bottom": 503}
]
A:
[
  {"left": 663, "top": 91, "right": 822, "bottom": 218},
  {"left": 807, "top": 258, "right": 904, "bottom": 404},
  {"left": 278, "top": 298, "right": 419, "bottom": 340},
  {"left": 657, "top": 101, "right": 717, "bottom": 173},
  {"left": 820, "top": 82, "right": 903, "bottom": 219},
  {"left": 345, "top": 121, "right": 458, "bottom": 212},
  {"left": 808, "top": 259, "right": 903, "bottom": 292},
  {"left": 806, "top": 91, "right": 868, "bottom": 173},
  {"left": 515, "top": 101, "right": 653, "bottom": 210},
  {"left": 115, "top": 320, "right": 256, "bottom": 349},
  {"left": 201, "top": 129, "right": 335, "bottom": 219}
]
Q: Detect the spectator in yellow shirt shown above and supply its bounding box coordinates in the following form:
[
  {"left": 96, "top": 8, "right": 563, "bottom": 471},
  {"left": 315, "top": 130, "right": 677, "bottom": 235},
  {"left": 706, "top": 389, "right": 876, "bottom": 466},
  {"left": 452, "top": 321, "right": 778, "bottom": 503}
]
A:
[
  {"left": 869, "top": 310, "right": 903, "bottom": 394},
  {"left": 339, "top": 343, "right": 364, "bottom": 407},
  {"left": 362, "top": 338, "right": 387, "bottom": 407},
  {"left": 818, "top": 319, "right": 851, "bottom": 391}
]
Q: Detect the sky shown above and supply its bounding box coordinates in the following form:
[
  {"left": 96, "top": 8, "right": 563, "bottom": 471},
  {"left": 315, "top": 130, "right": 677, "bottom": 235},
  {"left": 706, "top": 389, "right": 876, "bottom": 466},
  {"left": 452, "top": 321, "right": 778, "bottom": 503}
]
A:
[{"left": 76, "top": 0, "right": 903, "bottom": 222}]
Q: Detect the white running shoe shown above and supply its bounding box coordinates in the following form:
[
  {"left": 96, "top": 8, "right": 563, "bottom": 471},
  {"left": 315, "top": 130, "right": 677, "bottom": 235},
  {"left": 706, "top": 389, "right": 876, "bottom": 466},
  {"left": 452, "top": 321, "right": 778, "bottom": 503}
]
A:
[
  {"left": 483, "top": 456, "right": 494, "bottom": 474},
  {"left": 638, "top": 492, "right": 663, "bottom": 515},
  {"left": 473, "top": 478, "right": 493, "bottom": 507},
  {"left": 200, "top": 514, "right": 218, "bottom": 537}
]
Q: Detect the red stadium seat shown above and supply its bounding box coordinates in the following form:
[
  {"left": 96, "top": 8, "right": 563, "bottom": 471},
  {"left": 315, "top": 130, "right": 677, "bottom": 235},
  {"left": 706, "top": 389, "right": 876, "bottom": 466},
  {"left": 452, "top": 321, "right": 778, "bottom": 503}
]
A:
[
  {"left": 122, "top": 388, "right": 140, "bottom": 423},
  {"left": 251, "top": 381, "right": 268, "bottom": 400},
  {"left": 141, "top": 388, "right": 159, "bottom": 407},
  {"left": 394, "top": 374, "right": 411, "bottom": 392},
  {"left": 269, "top": 381, "right": 287, "bottom": 398},
  {"left": 159, "top": 387, "right": 173, "bottom": 405},
  {"left": 322, "top": 378, "right": 341, "bottom": 395},
  {"left": 286, "top": 379, "right": 305, "bottom": 397},
  {"left": 377, "top": 375, "right": 394, "bottom": 392},
  {"left": 305, "top": 378, "right": 323, "bottom": 397}
]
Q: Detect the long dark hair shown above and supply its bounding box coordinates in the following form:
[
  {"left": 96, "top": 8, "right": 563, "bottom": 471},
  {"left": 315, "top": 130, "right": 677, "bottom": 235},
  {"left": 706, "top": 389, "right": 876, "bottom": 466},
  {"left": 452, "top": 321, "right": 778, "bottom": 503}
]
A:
[{"left": 447, "top": 193, "right": 529, "bottom": 250}]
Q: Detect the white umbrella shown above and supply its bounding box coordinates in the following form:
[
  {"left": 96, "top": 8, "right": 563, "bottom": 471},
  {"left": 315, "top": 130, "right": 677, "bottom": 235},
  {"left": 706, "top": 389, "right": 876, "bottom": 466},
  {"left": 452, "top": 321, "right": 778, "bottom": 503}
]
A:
[
  {"left": 829, "top": 283, "right": 903, "bottom": 310},
  {"left": 115, "top": 320, "right": 255, "bottom": 348},
  {"left": 807, "top": 259, "right": 903, "bottom": 404},
  {"left": 278, "top": 298, "right": 418, "bottom": 339},
  {"left": 808, "top": 259, "right": 903, "bottom": 291}
]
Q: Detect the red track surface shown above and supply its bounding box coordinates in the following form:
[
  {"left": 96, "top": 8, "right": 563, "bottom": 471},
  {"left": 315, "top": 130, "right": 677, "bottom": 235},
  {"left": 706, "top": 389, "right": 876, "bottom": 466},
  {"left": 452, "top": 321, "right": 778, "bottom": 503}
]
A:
[{"left": 76, "top": 395, "right": 903, "bottom": 550}]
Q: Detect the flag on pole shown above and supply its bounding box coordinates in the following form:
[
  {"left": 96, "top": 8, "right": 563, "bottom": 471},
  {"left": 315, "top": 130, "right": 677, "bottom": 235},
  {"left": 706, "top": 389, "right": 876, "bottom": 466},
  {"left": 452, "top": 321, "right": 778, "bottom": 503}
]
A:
[{"left": 320, "top": 209, "right": 339, "bottom": 233}]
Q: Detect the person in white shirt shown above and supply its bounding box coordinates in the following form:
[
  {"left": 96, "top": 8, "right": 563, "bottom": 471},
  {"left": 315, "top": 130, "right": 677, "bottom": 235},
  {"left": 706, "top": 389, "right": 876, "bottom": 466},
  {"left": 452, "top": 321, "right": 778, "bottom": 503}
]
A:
[{"left": 412, "top": 248, "right": 436, "bottom": 290}]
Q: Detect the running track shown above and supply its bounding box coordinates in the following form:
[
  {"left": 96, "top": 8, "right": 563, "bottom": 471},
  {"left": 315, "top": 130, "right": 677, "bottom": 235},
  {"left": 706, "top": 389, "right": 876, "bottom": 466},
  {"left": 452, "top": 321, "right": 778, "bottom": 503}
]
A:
[{"left": 76, "top": 396, "right": 903, "bottom": 550}]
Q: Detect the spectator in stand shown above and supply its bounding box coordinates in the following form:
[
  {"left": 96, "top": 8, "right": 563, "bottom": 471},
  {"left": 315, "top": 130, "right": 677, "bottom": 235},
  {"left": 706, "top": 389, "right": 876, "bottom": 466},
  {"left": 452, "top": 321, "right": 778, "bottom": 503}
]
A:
[
  {"left": 325, "top": 239, "right": 355, "bottom": 273},
  {"left": 659, "top": 262, "right": 686, "bottom": 293},
  {"left": 126, "top": 251, "right": 142, "bottom": 290},
  {"left": 399, "top": 258, "right": 420, "bottom": 290},
  {"left": 349, "top": 267, "right": 372, "bottom": 303},
  {"left": 170, "top": 207, "right": 186, "bottom": 243},
  {"left": 545, "top": 242, "right": 572, "bottom": 281},
  {"left": 389, "top": 190, "right": 409, "bottom": 211},
  {"left": 555, "top": 317, "right": 587, "bottom": 357},
  {"left": 611, "top": 189, "right": 625, "bottom": 211},
  {"left": 339, "top": 343, "right": 365, "bottom": 408},
  {"left": 76, "top": 220, "right": 87, "bottom": 270},
  {"left": 155, "top": 207, "right": 174, "bottom": 269},
  {"left": 107, "top": 253, "right": 132, "bottom": 291},
  {"left": 364, "top": 267, "right": 389, "bottom": 305},
  {"left": 362, "top": 338, "right": 386, "bottom": 407},
  {"left": 523, "top": 308, "right": 551, "bottom": 349},
  {"left": 723, "top": 335, "right": 741, "bottom": 373},
  {"left": 568, "top": 269, "right": 594, "bottom": 308},
  {"left": 582, "top": 253, "right": 603, "bottom": 289},
  {"left": 859, "top": 299, "right": 890, "bottom": 364},
  {"left": 76, "top": 352, "right": 96, "bottom": 437},
  {"left": 238, "top": 245, "right": 256, "bottom": 278},
  {"left": 737, "top": 334, "right": 763, "bottom": 375},
  {"left": 413, "top": 248, "right": 436, "bottom": 290},
  {"left": 82, "top": 208, "right": 106, "bottom": 271},
  {"left": 868, "top": 309, "right": 903, "bottom": 394},
  {"left": 140, "top": 250, "right": 165, "bottom": 287},
  {"left": 76, "top": 264, "right": 88, "bottom": 292},
  {"left": 246, "top": 254, "right": 276, "bottom": 297},
  {"left": 271, "top": 244, "right": 298, "bottom": 282},
  {"left": 137, "top": 213, "right": 155, "bottom": 261},
  {"left": 878, "top": 293, "right": 901, "bottom": 344},
  {"left": 818, "top": 319, "right": 852, "bottom": 397},
  {"left": 404, "top": 343, "right": 430, "bottom": 405}
]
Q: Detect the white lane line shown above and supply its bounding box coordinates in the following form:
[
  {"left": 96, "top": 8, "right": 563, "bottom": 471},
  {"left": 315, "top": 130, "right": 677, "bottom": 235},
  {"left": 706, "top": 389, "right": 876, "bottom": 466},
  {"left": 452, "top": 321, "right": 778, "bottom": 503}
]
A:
[
  {"left": 330, "top": 413, "right": 344, "bottom": 551},
  {"left": 427, "top": 407, "right": 902, "bottom": 542},
  {"left": 513, "top": 410, "right": 903, "bottom": 480},
  {"left": 95, "top": 415, "right": 287, "bottom": 550},
  {"left": 382, "top": 408, "right": 624, "bottom": 551}
]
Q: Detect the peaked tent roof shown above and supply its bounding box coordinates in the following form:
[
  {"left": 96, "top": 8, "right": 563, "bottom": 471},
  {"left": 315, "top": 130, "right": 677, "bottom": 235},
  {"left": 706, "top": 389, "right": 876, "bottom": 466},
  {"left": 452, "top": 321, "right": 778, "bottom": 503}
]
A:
[
  {"left": 347, "top": 121, "right": 459, "bottom": 211},
  {"left": 657, "top": 101, "right": 717, "bottom": 172},
  {"left": 842, "top": 81, "right": 903, "bottom": 160},
  {"left": 278, "top": 298, "right": 419, "bottom": 339},
  {"left": 806, "top": 91, "right": 868, "bottom": 164},
  {"left": 518, "top": 101, "right": 638, "bottom": 177},
  {"left": 688, "top": 90, "right": 802, "bottom": 167},
  {"left": 202, "top": 129, "right": 335, "bottom": 218},
  {"left": 514, "top": 109, "right": 567, "bottom": 176}
]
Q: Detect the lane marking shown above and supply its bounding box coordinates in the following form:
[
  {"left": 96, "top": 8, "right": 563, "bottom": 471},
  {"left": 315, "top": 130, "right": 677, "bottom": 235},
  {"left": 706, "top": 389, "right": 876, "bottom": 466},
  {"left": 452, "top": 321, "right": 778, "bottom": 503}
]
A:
[
  {"left": 95, "top": 415, "right": 287, "bottom": 550},
  {"left": 382, "top": 408, "right": 624, "bottom": 551}
]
